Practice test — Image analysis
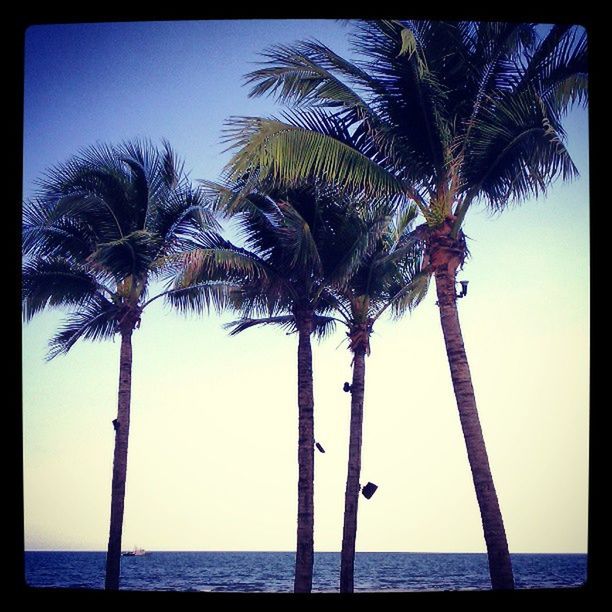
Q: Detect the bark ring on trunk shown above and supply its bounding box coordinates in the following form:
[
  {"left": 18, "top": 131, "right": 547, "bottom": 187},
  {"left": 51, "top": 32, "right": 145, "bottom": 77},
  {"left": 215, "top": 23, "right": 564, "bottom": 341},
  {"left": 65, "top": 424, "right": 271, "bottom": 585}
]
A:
[
  {"left": 425, "top": 216, "right": 467, "bottom": 278},
  {"left": 426, "top": 218, "right": 468, "bottom": 310},
  {"left": 115, "top": 304, "right": 143, "bottom": 335},
  {"left": 348, "top": 319, "right": 374, "bottom": 356}
]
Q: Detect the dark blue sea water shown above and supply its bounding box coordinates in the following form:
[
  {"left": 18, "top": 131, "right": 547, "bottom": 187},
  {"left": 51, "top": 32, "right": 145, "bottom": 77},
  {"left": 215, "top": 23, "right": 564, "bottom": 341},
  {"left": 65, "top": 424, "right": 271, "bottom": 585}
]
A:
[{"left": 24, "top": 551, "right": 587, "bottom": 592}]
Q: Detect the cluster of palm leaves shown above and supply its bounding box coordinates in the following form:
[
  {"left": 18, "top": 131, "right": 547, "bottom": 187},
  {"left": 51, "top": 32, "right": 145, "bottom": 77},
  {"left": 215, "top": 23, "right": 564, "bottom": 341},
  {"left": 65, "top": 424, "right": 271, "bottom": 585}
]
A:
[{"left": 22, "top": 20, "right": 587, "bottom": 592}]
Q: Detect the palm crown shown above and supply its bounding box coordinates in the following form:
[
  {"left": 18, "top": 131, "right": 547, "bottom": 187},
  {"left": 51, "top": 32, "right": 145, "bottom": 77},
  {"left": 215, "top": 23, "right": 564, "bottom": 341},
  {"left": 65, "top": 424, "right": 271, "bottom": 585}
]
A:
[
  {"left": 223, "top": 21, "right": 587, "bottom": 229},
  {"left": 327, "top": 202, "right": 428, "bottom": 353},
  {"left": 22, "top": 140, "right": 218, "bottom": 357},
  {"left": 169, "top": 179, "right": 401, "bottom": 334}
]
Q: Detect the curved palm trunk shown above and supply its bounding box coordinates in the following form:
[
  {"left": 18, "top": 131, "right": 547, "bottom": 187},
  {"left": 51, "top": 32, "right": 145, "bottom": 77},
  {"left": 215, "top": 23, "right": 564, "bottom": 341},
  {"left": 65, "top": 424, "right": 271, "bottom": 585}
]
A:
[
  {"left": 104, "top": 329, "right": 133, "bottom": 590},
  {"left": 340, "top": 347, "right": 366, "bottom": 593},
  {"left": 434, "top": 267, "right": 514, "bottom": 590},
  {"left": 294, "top": 311, "right": 315, "bottom": 593}
]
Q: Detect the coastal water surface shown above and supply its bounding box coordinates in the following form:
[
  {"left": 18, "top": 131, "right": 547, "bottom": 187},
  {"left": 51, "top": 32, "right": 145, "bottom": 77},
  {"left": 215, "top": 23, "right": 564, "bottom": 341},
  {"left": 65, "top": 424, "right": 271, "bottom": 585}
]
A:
[{"left": 24, "top": 551, "right": 587, "bottom": 592}]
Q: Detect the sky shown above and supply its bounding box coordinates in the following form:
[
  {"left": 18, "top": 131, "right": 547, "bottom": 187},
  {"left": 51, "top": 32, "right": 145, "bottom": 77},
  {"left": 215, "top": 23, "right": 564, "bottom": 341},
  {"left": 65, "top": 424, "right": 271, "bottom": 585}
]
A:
[{"left": 21, "top": 19, "right": 589, "bottom": 554}]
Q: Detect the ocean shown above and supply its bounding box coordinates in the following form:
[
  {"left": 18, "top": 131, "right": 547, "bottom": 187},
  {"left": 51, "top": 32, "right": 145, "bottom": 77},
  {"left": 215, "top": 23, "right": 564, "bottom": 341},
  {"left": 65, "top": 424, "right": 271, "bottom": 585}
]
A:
[{"left": 23, "top": 551, "right": 587, "bottom": 592}]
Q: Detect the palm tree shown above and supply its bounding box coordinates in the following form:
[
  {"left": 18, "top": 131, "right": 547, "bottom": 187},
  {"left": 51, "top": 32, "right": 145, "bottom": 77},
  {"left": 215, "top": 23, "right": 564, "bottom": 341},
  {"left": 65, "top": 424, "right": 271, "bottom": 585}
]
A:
[
  {"left": 331, "top": 204, "right": 428, "bottom": 592},
  {"left": 167, "top": 179, "right": 384, "bottom": 592},
  {"left": 220, "top": 20, "right": 588, "bottom": 589},
  {"left": 22, "top": 140, "right": 220, "bottom": 590}
]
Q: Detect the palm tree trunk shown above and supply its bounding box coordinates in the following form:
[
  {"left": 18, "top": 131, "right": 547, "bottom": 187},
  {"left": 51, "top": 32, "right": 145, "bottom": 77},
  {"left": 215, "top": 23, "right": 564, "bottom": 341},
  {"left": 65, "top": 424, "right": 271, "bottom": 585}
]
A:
[
  {"left": 434, "top": 267, "right": 515, "bottom": 590},
  {"left": 294, "top": 311, "right": 315, "bottom": 593},
  {"left": 340, "top": 347, "right": 366, "bottom": 593},
  {"left": 104, "top": 328, "right": 133, "bottom": 590}
]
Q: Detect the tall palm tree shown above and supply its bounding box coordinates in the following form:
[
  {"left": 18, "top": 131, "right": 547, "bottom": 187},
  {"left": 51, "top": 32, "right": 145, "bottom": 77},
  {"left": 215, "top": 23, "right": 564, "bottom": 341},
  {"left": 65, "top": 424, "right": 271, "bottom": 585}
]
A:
[
  {"left": 330, "top": 204, "right": 428, "bottom": 592},
  {"left": 22, "top": 140, "right": 220, "bottom": 590},
  {"left": 220, "top": 20, "right": 588, "bottom": 589},
  {"left": 167, "top": 179, "right": 384, "bottom": 592}
]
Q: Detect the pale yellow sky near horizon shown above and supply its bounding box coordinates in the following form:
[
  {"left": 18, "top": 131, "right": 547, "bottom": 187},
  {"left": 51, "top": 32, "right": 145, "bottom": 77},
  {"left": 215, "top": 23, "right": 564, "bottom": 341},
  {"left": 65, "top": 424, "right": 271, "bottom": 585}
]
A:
[{"left": 22, "top": 184, "right": 589, "bottom": 554}]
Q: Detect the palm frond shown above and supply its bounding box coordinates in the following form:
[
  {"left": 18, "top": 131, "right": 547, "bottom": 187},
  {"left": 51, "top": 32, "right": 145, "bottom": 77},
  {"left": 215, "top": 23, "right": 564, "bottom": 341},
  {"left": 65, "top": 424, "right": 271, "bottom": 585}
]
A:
[
  {"left": 22, "top": 197, "right": 96, "bottom": 261},
  {"left": 349, "top": 20, "right": 452, "bottom": 175},
  {"left": 464, "top": 87, "right": 578, "bottom": 207},
  {"left": 223, "top": 313, "right": 337, "bottom": 341},
  {"left": 312, "top": 314, "right": 339, "bottom": 340},
  {"left": 119, "top": 139, "right": 186, "bottom": 213},
  {"left": 198, "top": 179, "right": 245, "bottom": 216},
  {"left": 232, "top": 195, "right": 286, "bottom": 253},
  {"left": 224, "top": 314, "right": 296, "bottom": 336},
  {"left": 46, "top": 296, "right": 118, "bottom": 360},
  {"left": 163, "top": 280, "right": 236, "bottom": 315},
  {"left": 275, "top": 197, "right": 323, "bottom": 275},
  {"left": 388, "top": 202, "right": 420, "bottom": 248},
  {"left": 223, "top": 115, "right": 404, "bottom": 199},
  {"left": 380, "top": 267, "right": 432, "bottom": 320},
  {"left": 224, "top": 282, "right": 296, "bottom": 319},
  {"left": 169, "top": 243, "right": 273, "bottom": 288},
  {"left": 118, "top": 155, "right": 150, "bottom": 230},
  {"left": 149, "top": 185, "right": 220, "bottom": 256},
  {"left": 160, "top": 138, "right": 182, "bottom": 190},
  {"left": 366, "top": 212, "right": 425, "bottom": 271},
  {"left": 460, "top": 22, "right": 536, "bottom": 146},
  {"left": 519, "top": 24, "right": 588, "bottom": 110},
  {"left": 86, "top": 230, "right": 161, "bottom": 282},
  {"left": 321, "top": 209, "right": 389, "bottom": 290},
  {"left": 246, "top": 38, "right": 381, "bottom": 123},
  {"left": 39, "top": 162, "right": 131, "bottom": 240},
  {"left": 22, "top": 257, "right": 109, "bottom": 321}
]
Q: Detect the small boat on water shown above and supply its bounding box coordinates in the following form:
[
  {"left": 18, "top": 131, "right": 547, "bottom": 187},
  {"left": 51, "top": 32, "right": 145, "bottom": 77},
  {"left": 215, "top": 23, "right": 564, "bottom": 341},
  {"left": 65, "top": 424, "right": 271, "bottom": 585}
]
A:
[{"left": 122, "top": 547, "right": 149, "bottom": 557}]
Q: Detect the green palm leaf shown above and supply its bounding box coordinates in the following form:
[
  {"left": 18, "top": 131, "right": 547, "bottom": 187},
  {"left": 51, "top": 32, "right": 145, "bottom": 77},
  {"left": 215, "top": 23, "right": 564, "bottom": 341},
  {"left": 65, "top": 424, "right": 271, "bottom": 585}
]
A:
[
  {"left": 464, "top": 88, "right": 578, "bottom": 207},
  {"left": 385, "top": 267, "right": 431, "bottom": 319},
  {"left": 46, "top": 296, "right": 118, "bottom": 360},
  {"left": 275, "top": 197, "right": 323, "bottom": 275},
  {"left": 224, "top": 314, "right": 296, "bottom": 336},
  {"left": 87, "top": 230, "right": 161, "bottom": 282},
  {"left": 163, "top": 280, "right": 236, "bottom": 316},
  {"left": 22, "top": 257, "right": 110, "bottom": 321},
  {"left": 23, "top": 197, "right": 96, "bottom": 261},
  {"left": 245, "top": 39, "right": 379, "bottom": 116},
  {"left": 223, "top": 115, "right": 404, "bottom": 199},
  {"left": 224, "top": 313, "right": 337, "bottom": 340}
]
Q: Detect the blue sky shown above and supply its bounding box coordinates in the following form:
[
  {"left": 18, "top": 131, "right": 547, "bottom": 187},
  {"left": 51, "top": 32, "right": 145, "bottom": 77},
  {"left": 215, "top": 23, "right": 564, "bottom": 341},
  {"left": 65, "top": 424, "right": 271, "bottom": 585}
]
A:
[
  {"left": 22, "top": 20, "right": 589, "bottom": 553},
  {"left": 23, "top": 21, "right": 354, "bottom": 189}
]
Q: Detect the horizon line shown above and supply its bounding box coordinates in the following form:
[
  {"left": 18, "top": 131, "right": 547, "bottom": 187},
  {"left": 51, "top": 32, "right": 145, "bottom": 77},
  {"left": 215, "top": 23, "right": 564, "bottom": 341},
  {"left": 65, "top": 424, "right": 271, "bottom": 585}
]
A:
[{"left": 24, "top": 549, "right": 588, "bottom": 555}]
